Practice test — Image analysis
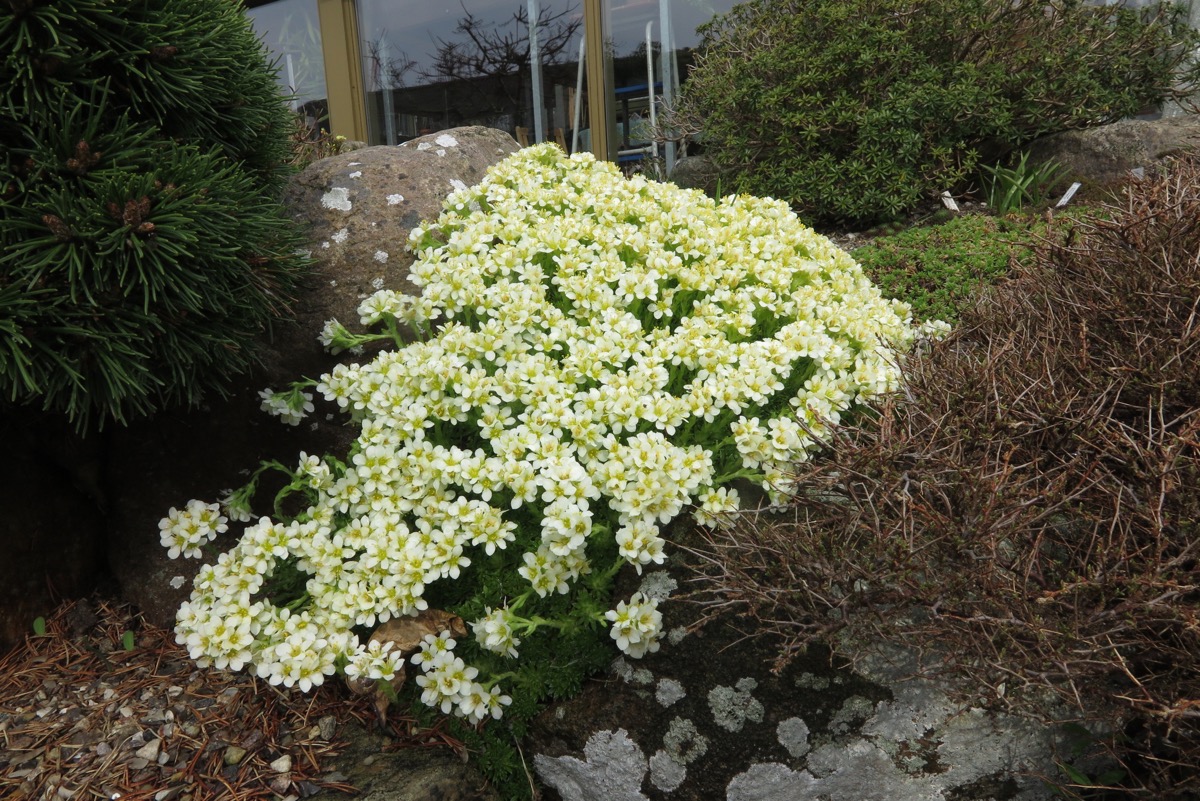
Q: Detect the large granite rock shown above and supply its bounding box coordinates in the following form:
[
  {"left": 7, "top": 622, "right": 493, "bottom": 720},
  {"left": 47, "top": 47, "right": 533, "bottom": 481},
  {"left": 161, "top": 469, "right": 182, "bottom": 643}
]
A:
[
  {"left": 309, "top": 722, "right": 499, "bottom": 801},
  {"left": 104, "top": 127, "right": 521, "bottom": 630},
  {"left": 280, "top": 125, "right": 521, "bottom": 339},
  {"left": 1027, "top": 116, "right": 1200, "bottom": 192},
  {"left": 0, "top": 413, "right": 108, "bottom": 651},
  {"left": 527, "top": 557, "right": 1106, "bottom": 801}
]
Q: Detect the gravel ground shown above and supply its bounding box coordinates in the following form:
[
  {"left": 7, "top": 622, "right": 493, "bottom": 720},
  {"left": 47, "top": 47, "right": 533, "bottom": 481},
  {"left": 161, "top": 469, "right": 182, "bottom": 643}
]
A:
[{"left": 0, "top": 597, "right": 459, "bottom": 801}]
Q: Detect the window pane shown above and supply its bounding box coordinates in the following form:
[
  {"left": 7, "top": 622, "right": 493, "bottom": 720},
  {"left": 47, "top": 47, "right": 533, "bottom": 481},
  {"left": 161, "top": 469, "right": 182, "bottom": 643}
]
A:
[
  {"left": 603, "top": 0, "right": 737, "bottom": 170},
  {"left": 247, "top": 0, "right": 330, "bottom": 133},
  {"left": 356, "top": 1, "right": 587, "bottom": 151}
]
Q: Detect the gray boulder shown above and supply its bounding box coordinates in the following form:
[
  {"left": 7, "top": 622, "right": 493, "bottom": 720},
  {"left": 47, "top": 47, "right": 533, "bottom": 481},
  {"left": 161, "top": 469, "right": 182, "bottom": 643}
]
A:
[
  {"left": 667, "top": 155, "right": 722, "bottom": 198},
  {"left": 279, "top": 126, "right": 521, "bottom": 343},
  {"left": 1027, "top": 116, "right": 1200, "bottom": 192},
  {"left": 0, "top": 413, "right": 107, "bottom": 651},
  {"left": 104, "top": 127, "right": 520, "bottom": 630},
  {"left": 308, "top": 722, "right": 499, "bottom": 801},
  {"left": 527, "top": 559, "right": 1105, "bottom": 801}
]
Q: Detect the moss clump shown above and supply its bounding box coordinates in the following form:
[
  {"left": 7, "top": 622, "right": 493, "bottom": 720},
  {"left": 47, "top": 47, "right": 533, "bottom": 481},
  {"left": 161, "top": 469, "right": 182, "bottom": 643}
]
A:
[{"left": 850, "top": 214, "right": 1045, "bottom": 324}]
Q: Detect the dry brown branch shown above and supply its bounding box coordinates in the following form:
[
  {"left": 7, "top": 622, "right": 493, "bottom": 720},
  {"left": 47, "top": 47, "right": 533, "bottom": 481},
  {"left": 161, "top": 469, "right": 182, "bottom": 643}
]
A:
[{"left": 682, "top": 156, "right": 1200, "bottom": 796}]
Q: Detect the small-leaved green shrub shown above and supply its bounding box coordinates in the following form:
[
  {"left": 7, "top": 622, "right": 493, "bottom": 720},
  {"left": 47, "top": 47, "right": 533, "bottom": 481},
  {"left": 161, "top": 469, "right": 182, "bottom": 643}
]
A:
[
  {"left": 670, "top": 0, "right": 1199, "bottom": 227},
  {"left": 851, "top": 213, "right": 1043, "bottom": 323},
  {"left": 159, "top": 145, "right": 938, "bottom": 795},
  {"left": 0, "top": 0, "right": 310, "bottom": 430}
]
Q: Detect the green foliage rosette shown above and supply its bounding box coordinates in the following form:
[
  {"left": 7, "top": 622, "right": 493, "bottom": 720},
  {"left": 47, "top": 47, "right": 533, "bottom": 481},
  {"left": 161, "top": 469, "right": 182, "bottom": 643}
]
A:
[
  {"left": 162, "top": 146, "right": 940, "bottom": 742},
  {"left": 0, "top": 0, "right": 309, "bottom": 429}
]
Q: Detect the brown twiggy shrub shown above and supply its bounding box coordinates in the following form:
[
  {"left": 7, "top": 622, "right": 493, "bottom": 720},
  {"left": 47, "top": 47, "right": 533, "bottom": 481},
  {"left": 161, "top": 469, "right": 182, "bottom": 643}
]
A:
[{"left": 684, "top": 159, "right": 1200, "bottom": 795}]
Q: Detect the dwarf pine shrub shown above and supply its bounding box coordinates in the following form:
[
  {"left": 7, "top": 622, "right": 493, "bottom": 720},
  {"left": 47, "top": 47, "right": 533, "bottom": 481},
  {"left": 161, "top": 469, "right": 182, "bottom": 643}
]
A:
[
  {"left": 0, "top": 0, "right": 310, "bottom": 430},
  {"left": 670, "top": 0, "right": 1199, "bottom": 226}
]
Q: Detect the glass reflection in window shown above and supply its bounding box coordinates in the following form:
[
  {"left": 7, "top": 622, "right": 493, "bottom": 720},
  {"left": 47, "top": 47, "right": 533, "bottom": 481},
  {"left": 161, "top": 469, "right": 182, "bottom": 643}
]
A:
[
  {"left": 357, "top": 0, "right": 588, "bottom": 151},
  {"left": 247, "top": 0, "right": 330, "bottom": 133}
]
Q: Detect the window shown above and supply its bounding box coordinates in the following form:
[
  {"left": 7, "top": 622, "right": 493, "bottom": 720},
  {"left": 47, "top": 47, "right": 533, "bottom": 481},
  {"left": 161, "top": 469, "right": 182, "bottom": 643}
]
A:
[
  {"left": 601, "top": 0, "right": 736, "bottom": 171},
  {"left": 355, "top": 1, "right": 589, "bottom": 151},
  {"left": 247, "top": 0, "right": 330, "bottom": 133}
]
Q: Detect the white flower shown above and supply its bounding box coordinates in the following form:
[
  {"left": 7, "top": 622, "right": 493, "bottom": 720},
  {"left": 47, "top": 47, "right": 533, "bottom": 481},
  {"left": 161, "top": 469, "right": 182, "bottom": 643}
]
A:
[
  {"left": 693, "top": 486, "right": 741, "bottom": 529},
  {"left": 410, "top": 629, "right": 457, "bottom": 669},
  {"left": 605, "top": 592, "right": 663, "bottom": 658},
  {"left": 472, "top": 607, "right": 520, "bottom": 658},
  {"left": 217, "top": 488, "right": 253, "bottom": 523},
  {"left": 458, "top": 682, "right": 511, "bottom": 723},
  {"left": 345, "top": 639, "right": 403, "bottom": 683},
  {"left": 317, "top": 319, "right": 353, "bottom": 354},
  {"left": 159, "top": 500, "right": 227, "bottom": 559},
  {"left": 258, "top": 388, "right": 315, "bottom": 426}
]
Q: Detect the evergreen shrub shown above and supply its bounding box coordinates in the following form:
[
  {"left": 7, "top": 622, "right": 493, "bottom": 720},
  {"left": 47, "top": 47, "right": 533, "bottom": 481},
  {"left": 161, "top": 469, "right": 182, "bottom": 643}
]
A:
[
  {"left": 670, "top": 0, "right": 1199, "bottom": 226},
  {"left": 0, "top": 0, "right": 310, "bottom": 429}
]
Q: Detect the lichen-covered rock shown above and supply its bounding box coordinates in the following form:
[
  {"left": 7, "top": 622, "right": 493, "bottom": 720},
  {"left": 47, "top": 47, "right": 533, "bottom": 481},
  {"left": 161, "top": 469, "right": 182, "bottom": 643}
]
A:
[
  {"left": 1026, "top": 116, "right": 1200, "bottom": 192},
  {"left": 279, "top": 126, "right": 521, "bottom": 346},
  {"left": 306, "top": 721, "right": 499, "bottom": 801},
  {"left": 105, "top": 128, "right": 519, "bottom": 630},
  {"left": 526, "top": 556, "right": 1100, "bottom": 801}
]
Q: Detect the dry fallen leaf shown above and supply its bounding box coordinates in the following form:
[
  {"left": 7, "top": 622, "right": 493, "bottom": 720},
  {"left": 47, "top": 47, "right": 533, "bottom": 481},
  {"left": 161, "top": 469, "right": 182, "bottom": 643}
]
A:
[{"left": 345, "top": 609, "right": 468, "bottom": 726}]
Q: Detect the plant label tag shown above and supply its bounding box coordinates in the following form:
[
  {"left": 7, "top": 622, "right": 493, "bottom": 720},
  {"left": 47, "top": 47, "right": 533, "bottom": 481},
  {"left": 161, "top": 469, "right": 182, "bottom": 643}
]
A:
[
  {"left": 940, "top": 191, "right": 959, "bottom": 212},
  {"left": 1055, "top": 182, "right": 1081, "bottom": 208}
]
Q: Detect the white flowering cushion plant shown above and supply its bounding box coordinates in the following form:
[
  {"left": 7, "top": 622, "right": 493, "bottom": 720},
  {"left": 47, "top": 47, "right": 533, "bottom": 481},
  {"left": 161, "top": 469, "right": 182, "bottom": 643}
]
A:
[{"left": 162, "top": 144, "right": 937, "bottom": 735}]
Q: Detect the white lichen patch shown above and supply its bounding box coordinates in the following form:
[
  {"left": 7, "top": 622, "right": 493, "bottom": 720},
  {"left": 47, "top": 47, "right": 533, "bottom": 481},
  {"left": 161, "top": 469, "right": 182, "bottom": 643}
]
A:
[
  {"left": 777, "top": 716, "right": 811, "bottom": 758},
  {"left": 371, "top": 277, "right": 385, "bottom": 290},
  {"left": 649, "top": 750, "right": 686, "bottom": 792},
  {"left": 533, "top": 729, "right": 649, "bottom": 801},
  {"left": 662, "top": 716, "right": 708, "bottom": 765},
  {"left": 348, "top": 161, "right": 362, "bottom": 166},
  {"left": 612, "top": 657, "right": 654, "bottom": 687},
  {"left": 709, "top": 678, "right": 765, "bottom": 733},
  {"left": 330, "top": 228, "right": 349, "bottom": 245},
  {"left": 321, "top": 241, "right": 331, "bottom": 249},
  {"left": 655, "top": 678, "right": 685, "bottom": 708},
  {"left": 829, "top": 695, "right": 876, "bottom": 735},
  {"left": 348, "top": 170, "right": 362, "bottom": 179},
  {"left": 435, "top": 133, "right": 459, "bottom": 147},
  {"left": 638, "top": 571, "right": 677, "bottom": 601},
  {"left": 387, "top": 193, "right": 405, "bottom": 205},
  {"left": 862, "top": 678, "right": 955, "bottom": 743},
  {"left": 374, "top": 251, "right": 389, "bottom": 264},
  {"left": 416, "top": 141, "right": 433, "bottom": 151},
  {"left": 667, "top": 626, "right": 689, "bottom": 646},
  {"left": 727, "top": 763, "right": 816, "bottom": 801},
  {"left": 320, "top": 186, "right": 352, "bottom": 212},
  {"left": 448, "top": 178, "right": 468, "bottom": 193},
  {"left": 435, "top": 148, "right": 446, "bottom": 156},
  {"left": 795, "top": 673, "right": 831, "bottom": 691}
]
